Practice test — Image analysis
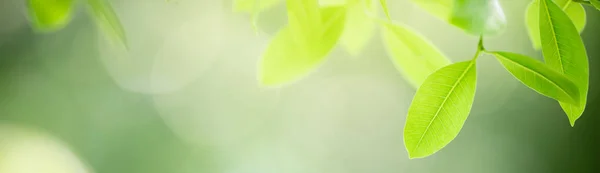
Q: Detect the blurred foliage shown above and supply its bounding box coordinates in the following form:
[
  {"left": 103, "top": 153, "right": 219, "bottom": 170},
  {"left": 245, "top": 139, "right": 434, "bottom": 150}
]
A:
[{"left": 1, "top": 0, "right": 600, "bottom": 172}]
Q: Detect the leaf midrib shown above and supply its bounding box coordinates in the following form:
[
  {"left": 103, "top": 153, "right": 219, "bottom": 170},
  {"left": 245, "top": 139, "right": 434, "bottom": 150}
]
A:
[
  {"left": 541, "top": 0, "right": 566, "bottom": 73},
  {"left": 413, "top": 61, "right": 475, "bottom": 151}
]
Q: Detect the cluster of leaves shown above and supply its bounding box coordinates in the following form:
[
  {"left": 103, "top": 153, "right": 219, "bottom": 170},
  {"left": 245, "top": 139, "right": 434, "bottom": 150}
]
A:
[
  {"left": 24, "top": 0, "right": 598, "bottom": 160},
  {"left": 235, "top": 0, "right": 596, "bottom": 159},
  {"left": 27, "top": 0, "right": 127, "bottom": 47}
]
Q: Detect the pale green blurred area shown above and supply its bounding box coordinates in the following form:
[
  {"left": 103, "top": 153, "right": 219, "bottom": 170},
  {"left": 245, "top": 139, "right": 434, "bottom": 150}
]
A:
[
  {"left": 0, "top": 124, "right": 92, "bottom": 173},
  {"left": 0, "top": 0, "right": 599, "bottom": 173}
]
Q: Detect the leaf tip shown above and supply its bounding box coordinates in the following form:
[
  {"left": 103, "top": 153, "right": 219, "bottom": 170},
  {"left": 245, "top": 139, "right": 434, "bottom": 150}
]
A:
[
  {"left": 569, "top": 118, "right": 577, "bottom": 127},
  {"left": 405, "top": 146, "right": 417, "bottom": 159},
  {"left": 569, "top": 121, "right": 575, "bottom": 127},
  {"left": 258, "top": 73, "right": 275, "bottom": 86},
  {"left": 259, "top": 79, "right": 276, "bottom": 87},
  {"left": 104, "top": 35, "right": 129, "bottom": 51},
  {"left": 406, "top": 149, "right": 429, "bottom": 159},
  {"left": 257, "top": 70, "right": 286, "bottom": 88},
  {"left": 404, "top": 138, "right": 431, "bottom": 159}
]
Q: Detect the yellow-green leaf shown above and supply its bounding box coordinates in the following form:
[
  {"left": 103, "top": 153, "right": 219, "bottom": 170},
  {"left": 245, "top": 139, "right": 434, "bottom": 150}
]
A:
[
  {"left": 316, "top": 5, "right": 347, "bottom": 56},
  {"left": 526, "top": 0, "right": 586, "bottom": 50},
  {"left": 87, "top": 0, "right": 128, "bottom": 48},
  {"left": 286, "top": 0, "right": 323, "bottom": 46},
  {"left": 27, "top": 0, "right": 75, "bottom": 32},
  {"left": 404, "top": 60, "right": 477, "bottom": 159},
  {"left": 340, "top": 1, "right": 376, "bottom": 56},
  {"left": 379, "top": 21, "right": 451, "bottom": 88},
  {"left": 491, "top": 51, "right": 580, "bottom": 105},
  {"left": 259, "top": 6, "right": 346, "bottom": 86},
  {"left": 539, "top": 0, "right": 589, "bottom": 126},
  {"left": 410, "top": 0, "right": 506, "bottom": 35}
]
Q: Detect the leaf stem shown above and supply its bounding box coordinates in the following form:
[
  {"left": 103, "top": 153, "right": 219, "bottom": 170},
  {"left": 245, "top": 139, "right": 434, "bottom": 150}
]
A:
[
  {"left": 473, "top": 36, "right": 485, "bottom": 61},
  {"left": 477, "top": 36, "right": 486, "bottom": 52}
]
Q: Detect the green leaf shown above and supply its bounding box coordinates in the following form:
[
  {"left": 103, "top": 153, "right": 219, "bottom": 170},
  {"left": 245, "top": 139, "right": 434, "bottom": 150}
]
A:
[
  {"left": 259, "top": 6, "right": 346, "bottom": 86},
  {"left": 315, "top": 4, "right": 347, "bottom": 56},
  {"left": 340, "top": 1, "right": 376, "bottom": 56},
  {"left": 233, "top": 0, "right": 284, "bottom": 12},
  {"left": 404, "top": 60, "right": 477, "bottom": 159},
  {"left": 379, "top": 0, "right": 391, "bottom": 20},
  {"left": 410, "top": 0, "right": 506, "bottom": 35},
  {"left": 539, "top": 0, "right": 589, "bottom": 126},
  {"left": 87, "top": 0, "right": 128, "bottom": 48},
  {"left": 491, "top": 51, "right": 580, "bottom": 105},
  {"left": 27, "top": 0, "right": 75, "bottom": 32},
  {"left": 379, "top": 21, "right": 451, "bottom": 88},
  {"left": 526, "top": 0, "right": 586, "bottom": 50},
  {"left": 286, "top": 0, "right": 323, "bottom": 47},
  {"left": 591, "top": 0, "right": 600, "bottom": 10}
]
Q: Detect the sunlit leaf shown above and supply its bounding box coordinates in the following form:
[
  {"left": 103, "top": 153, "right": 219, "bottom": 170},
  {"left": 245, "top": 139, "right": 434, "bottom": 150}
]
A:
[
  {"left": 379, "top": 20, "right": 451, "bottom": 88},
  {"left": 526, "top": 0, "right": 585, "bottom": 50},
  {"left": 491, "top": 51, "right": 580, "bottom": 105},
  {"left": 27, "top": 0, "right": 75, "bottom": 32},
  {"left": 410, "top": 0, "right": 506, "bottom": 35},
  {"left": 340, "top": 1, "right": 376, "bottom": 56},
  {"left": 286, "top": 0, "right": 323, "bottom": 47},
  {"left": 259, "top": 6, "right": 346, "bottom": 86},
  {"left": 404, "top": 60, "right": 477, "bottom": 159},
  {"left": 87, "top": 0, "right": 128, "bottom": 48},
  {"left": 591, "top": 0, "right": 600, "bottom": 10},
  {"left": 233, "top": 0, "right": 284, "bottom": 12},
  {"left": 539, "top": 0, "right": 589, "bottom": 126},
  {"left": 314, "top": 5, "right": 347, "bottom": 56}
]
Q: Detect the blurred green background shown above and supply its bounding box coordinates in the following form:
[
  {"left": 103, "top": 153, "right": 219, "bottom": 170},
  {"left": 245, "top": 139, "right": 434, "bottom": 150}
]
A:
[{"left": 0, "top": 0, "right": 599, "bottom": 173}]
